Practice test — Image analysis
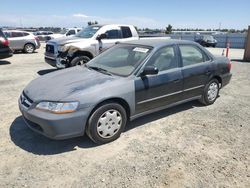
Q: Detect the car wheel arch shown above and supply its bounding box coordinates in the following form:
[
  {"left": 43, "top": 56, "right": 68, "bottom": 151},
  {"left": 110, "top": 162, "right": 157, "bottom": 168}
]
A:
[
  {"left": 211, "top": 75, "right": 222, "bottom": 87},
  {"left": 87, "top": 98, "right": 131, "bottom": 124},
  {"left": 24, "top": 42, "right": 35, "bottom": 49},
  {"left": 73, "top": 50, "right": 94, "bottom": 60}
]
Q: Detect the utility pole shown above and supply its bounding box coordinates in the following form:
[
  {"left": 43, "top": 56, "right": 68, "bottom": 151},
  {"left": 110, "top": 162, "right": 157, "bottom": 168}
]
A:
[{"left": 243, "top": 26, "right": 250, "bottom": 62}]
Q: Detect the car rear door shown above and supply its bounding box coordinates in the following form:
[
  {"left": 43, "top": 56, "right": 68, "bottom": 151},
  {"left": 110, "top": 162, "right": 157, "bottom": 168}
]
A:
[
  {"left": 179, "top": 44, "right": 213, "bottom": 99},
  {"left": 135, "top": 45, "right": 183, "bottom": 114},
  {"left": 7, "top": 31, "right": 25, "bottom": 50}
]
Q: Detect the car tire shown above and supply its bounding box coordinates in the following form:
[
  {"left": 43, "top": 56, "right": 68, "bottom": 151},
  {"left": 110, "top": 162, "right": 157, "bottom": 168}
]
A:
[
  {"left": 24, "top": 43, "right": 35, "bottom": 53},
  {"left": 86, "top": 103, "right": 127, "bottom": 144},
  {"left": 199, "top": 79, "right": 220, "bottom": 105},
  {"left": 70, "top": 56, "right": 91, "bottom": 67}
]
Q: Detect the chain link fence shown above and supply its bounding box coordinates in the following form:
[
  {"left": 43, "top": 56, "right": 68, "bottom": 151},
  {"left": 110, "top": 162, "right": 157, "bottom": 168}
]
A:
[{"left": 140, "top": 33, "right": 247, "bottom": 49}]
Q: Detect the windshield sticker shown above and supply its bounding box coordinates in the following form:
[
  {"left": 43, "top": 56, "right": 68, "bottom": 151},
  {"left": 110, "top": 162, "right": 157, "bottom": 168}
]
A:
[
  {"left": 133, "top": 47, "right": 149, "bottom": 53},
  {"left": 92, "top": 27, "right": 100, "bottom": 30}
]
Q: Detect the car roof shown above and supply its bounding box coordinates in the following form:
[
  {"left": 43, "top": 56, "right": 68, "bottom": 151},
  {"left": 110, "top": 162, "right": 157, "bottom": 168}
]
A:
[
  {"left": 3, "top": 30, "right": 31, "bottom": 33},
  {"left": 122, "top": 39, "right": 198, "bottom": 48}
]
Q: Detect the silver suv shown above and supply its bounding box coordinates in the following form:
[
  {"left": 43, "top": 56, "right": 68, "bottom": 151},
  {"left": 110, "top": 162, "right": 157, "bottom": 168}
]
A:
[{"left": 4, "top": 30, "right": 40, "bottom": 53}]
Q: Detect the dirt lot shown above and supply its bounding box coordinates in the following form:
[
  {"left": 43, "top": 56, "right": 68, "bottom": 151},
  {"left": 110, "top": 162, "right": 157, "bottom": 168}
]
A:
[{"left": 0, "top": 44, "right": 249, "bottom": 188}]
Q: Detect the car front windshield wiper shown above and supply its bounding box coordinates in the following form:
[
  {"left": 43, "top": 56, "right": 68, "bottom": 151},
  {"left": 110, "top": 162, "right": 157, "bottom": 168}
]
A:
[{"left": 85, "top": 65, "right": 112, "bottom": 76}]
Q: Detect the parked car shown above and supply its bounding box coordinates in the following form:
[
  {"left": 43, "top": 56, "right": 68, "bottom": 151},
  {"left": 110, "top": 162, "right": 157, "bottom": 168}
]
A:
[
  {"left": 33, "top": 31, "right": 54, "bottom": 41},
  {"left": 45, "top": 24, "right": 140, "bottom": 68},
  {"left": 3, "top": 30, "right": 40, "bottom": 53},
  {"left": 19, "top": 39, "right": 232, "bottom": 144},
  {"left": 48, "top": 28, "right": 82, "bottom": 40},
  {"left": 195, "top": 35, "right": 217, "bottom": 47},
  {"left": 0, "top": 28, "right": 13, "bottom": 59}
]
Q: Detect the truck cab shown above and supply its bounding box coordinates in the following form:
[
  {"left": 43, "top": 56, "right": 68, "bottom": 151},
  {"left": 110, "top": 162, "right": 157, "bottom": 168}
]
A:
[{"left": 44, "top": 24, "right": 139, "bottom": 68}]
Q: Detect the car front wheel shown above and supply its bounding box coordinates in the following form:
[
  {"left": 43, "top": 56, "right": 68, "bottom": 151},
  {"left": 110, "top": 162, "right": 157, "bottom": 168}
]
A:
[
  {"left": 199, "top": 79, "right": 219, "bottom": 105},
  {"left": 70, "top": 56, "right": 91, "bottom": 67},
  {"left": 86, "top": 103, "right": 127, "bottom": 144}
]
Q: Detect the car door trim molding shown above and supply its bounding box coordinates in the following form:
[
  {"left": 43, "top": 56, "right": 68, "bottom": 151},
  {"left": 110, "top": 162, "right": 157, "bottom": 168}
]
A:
[
  {"left": 137, "top": 90, "right": 182, "bottom": 105},
  {"left": 132, "top": 96, "right": 201, "bottom": 120},
  {"left": 183, "top": 84, "right": 204, "bottom": 92},
  {"left": 137, "top": 84, "right": 204, "bottom": 105}
]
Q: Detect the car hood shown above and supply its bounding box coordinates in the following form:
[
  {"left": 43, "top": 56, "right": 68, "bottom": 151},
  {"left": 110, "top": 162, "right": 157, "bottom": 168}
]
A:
[
  {"left": 24, "top": 66, "right": 115, "bottom": 102},
  {"left": 49, "top": 36, "right": 85, "bottom": 45}
]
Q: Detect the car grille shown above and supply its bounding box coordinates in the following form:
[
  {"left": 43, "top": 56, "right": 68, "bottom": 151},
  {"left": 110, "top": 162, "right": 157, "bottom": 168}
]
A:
[
  {"left": 46, "top": 44, "right": 55, "bottom": 54},
  {"left": 20, "top": 92, "right": 33, "bottom": 109}
]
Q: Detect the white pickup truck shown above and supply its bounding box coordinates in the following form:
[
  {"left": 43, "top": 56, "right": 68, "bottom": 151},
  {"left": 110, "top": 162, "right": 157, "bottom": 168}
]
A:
[
  {"left": 45, "top": 24, "right": 169, "bottom": 68},
  {"left": 49, "top": 28, "right": 82, "bottom": 40}
]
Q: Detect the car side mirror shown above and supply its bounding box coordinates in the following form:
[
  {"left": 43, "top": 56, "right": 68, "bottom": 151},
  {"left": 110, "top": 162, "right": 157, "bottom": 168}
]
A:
[
  {"left": 140, "top": 66, "right": 158, "bottom": 76},
  {"left": 96, "top": 33, "right": 107, "bottom": 41}
]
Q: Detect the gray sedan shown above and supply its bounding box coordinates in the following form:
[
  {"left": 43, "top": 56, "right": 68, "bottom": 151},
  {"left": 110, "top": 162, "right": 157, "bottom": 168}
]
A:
[{"left": 19, "top": 39, "right": 232, "bottom": 144}]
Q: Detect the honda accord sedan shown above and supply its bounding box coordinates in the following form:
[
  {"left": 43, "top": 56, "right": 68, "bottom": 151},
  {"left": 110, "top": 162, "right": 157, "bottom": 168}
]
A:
[{"left": 19, "top": 39, "right": 232, "bottom": 144}]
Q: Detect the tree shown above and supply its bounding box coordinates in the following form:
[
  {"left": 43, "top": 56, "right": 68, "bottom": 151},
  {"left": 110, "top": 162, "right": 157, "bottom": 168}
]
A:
[{"left": 165, "top": 24, "right": 172, "bottom": 34}]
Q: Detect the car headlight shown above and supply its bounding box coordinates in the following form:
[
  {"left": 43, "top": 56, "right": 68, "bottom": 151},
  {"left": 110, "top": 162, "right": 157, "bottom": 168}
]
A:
[
  {"left": 36, "top": 101, "right": 79, "bottom": 114},
  {"left": 57, "top": 45, "right": 67, "bottom": 52}
]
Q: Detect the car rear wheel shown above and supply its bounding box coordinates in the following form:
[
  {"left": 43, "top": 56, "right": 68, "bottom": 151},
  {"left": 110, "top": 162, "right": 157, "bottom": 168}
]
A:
[
  {"left": 24, "top": 43, "right": 35, "bottom": 53},
  {"left": 86, "top": 103, "right": 127, "bottom": 144},
  {"left": 199, "top": 79, "right": 219, "bottom": 105},
  {"left": 70, "top": 56, "right": 91, "bottom": 67}
]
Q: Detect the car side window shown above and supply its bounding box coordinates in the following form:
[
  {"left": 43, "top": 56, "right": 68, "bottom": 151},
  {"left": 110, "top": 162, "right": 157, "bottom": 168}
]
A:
[
  {"left": 67, "top": 30, "right": 75, "bottom": 36},
  {"left": 179, "top": 45, "right": 208, "bottom": 66},
  {"left": 121, "top": 27, "right": 132, "bottom": 38},
  {"left": 22, "top": 32, "right": 29, "bottom": 36},
  {"left": 147, "top": 46, "right": 178, "bottom": 72},
  {"left": 11, "top": 32, "right": 24, "bottom": 38},
  {"left": 3, "top": 32, "right": 11, "bottom": 37},
  {"left": 105, "top": 29, "right": 122, "bottom": 39}
]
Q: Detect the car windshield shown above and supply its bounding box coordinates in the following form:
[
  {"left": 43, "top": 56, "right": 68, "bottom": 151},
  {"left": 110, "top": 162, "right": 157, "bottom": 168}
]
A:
[
  {"left": 86, "top": 44, "right": 152, "bottom": 76},
  {"left": 203, "top": 35, "right": 214, "bottom": 40},
  {"left": 75, "top": 26, "right": 101, "bottom": 38},
  {"left": 59, "top": 29, "right": 68, "bottom": 34},
  {"left": 0, "top": 29, "right": 6, "bottom": 38}
]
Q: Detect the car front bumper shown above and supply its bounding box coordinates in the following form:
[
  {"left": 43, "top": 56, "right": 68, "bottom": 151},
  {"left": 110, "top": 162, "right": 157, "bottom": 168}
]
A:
[
  {"left": 0, "top": 48, "right": 13, "bottom": 59},
  {"left": 19, "top": 98, "right": 91, "bottom": 140},
  {"left": 45, "top": 52, "right": 66, "bottom": 68}
]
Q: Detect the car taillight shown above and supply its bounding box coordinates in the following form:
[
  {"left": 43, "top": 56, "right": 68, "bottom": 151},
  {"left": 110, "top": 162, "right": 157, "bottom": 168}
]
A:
[
  {"left": 0, "top": 37, "right": 9, "bottom": 46},
  {"left": 228, "top": 59, "right": 232, "bottom": 71}
]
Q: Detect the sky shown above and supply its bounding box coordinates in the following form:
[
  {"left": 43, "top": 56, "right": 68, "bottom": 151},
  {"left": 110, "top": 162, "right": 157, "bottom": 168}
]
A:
[{"left": 0, "top": 0, "right": 249, "bottom": 29}]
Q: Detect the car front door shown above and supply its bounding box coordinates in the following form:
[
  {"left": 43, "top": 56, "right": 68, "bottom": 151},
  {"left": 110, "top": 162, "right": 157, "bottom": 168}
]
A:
[
  {"left": 135, "top": 45, "right": 183, "bottom": 114},
  {"left": 98, "top": 28, "right": 122, "bottom": 54},
  {"left": 179, "top": 44, "right": 213, "bottom": 99}
]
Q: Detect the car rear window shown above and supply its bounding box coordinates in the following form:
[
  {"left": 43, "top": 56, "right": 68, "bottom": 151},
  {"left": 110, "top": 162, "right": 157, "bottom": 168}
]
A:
[{"left": 23, "top": 32, "right": 29, "bottom": 36}]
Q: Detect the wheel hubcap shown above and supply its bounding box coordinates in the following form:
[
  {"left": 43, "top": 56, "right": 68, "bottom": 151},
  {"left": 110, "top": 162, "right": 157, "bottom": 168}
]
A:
[
  {"left": 97, "top": 109, "right": 122, "bottom": 139},
  {"left": 26, "top": 45, "right": 33, "bottom": 53},
  {"left": 77, "top": 59, "right": 87, "bottom": 65},
  {"left": 207, "top": 82, "right": 218, "bottom": 101}
]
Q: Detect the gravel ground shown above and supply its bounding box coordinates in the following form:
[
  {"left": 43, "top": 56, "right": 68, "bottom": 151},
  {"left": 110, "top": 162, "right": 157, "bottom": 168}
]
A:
[{"left": 0, "top": 44, "right": 249, "bottom": 188}]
